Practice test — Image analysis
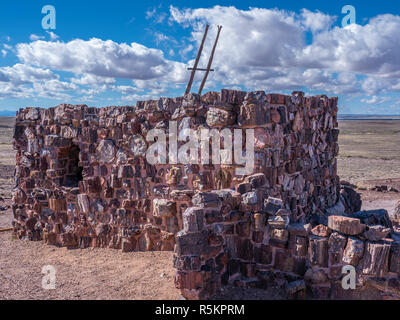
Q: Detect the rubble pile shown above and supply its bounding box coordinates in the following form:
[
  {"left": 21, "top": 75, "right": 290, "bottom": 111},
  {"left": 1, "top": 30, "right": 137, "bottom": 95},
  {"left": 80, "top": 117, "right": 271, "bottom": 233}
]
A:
[
  {"left": 12, "top": 89, "right": 398, "bottom": 299},
  {"left": 175, "top": 193, "right": 400, "bottom": 300}
]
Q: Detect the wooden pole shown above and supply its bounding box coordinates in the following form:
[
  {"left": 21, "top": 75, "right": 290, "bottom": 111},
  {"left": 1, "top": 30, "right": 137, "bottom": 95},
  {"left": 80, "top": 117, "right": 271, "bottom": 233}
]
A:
[
  {"left": 198, "top": 25, "right": 222, "bottom": 95},
  {"left": 185, "top": 25, "right": 209, "bottom": 96},
  {"left": 0, "top": 227, "right": 13, "bottom": 233},
  {"left": 187, "top": 68, "right": 214, "bottom": 72}
]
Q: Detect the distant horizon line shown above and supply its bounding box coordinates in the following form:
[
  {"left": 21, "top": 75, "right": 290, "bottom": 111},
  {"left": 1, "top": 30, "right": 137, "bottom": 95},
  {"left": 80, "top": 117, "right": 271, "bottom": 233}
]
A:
[
  {"left": 0, "top": 109, "right": 400, "bottom": 117},
  {"left": 338, "top": 113, "right": 400, "bottom": 116}
]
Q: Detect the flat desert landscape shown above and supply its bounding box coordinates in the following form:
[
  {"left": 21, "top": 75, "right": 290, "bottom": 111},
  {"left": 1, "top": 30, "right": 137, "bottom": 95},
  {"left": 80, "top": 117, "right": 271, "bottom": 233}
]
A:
[
  {"left": 338, "top": 115, "right": 400, "bottom": 184},
  {"left": 1, "top": 115, "right": 400, "bottom": 300}
]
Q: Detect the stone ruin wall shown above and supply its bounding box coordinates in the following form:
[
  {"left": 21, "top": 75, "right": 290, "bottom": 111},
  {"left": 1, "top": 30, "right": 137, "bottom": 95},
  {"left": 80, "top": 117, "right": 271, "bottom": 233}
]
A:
[{"left": 12, "top": 89, "right": 400, "bottom": 299}]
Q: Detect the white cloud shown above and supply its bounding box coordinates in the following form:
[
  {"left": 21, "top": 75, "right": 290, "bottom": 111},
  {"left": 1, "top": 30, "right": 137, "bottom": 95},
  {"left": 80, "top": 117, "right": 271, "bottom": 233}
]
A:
[
  {"left": 17, "top": 38, "right": 186, "bottom": 81},
  {"left": 1, "top": 36, "right": 189, "bottom": 102},
  {"left": 392, "top": 81, "right": 400, "bottom": 91},
  {"left": 361, "top": 95, "right": 390, "bottom": 105},
  {"left": 134, "top": 78, "right": 182, "bottom": 92},
  {"left": 146, "top": 5, "right": 167, "bottom": 23},
  {"left": 29, "top": 34, "right": 45, "bottom": 41},
  {"left": 113, "top": 85, "right": 141, "bottom": 94},
  {"left": 361, "top": 96, "right": 379, "bottom": 104},
  {"left": 360, "top": 76, "right": 400, "bottom": 96},
  {"left": 154, "top": 32, "right": 171, "bottom": 44},
  {"left": 0, "top": 64, "right": 75, "bottom": 100},
  {"left": 71, "top": 74, "right": 115, "bottom": 86},
  {"left": 298, "top": 15, "right": 400, "bottom": 77},
  {"left": 179, "top": 44, "right": 193, "bottom": 59},
  {"left": 0, "top": 82, "right": 33, "bottom": 99},
  {"left": 46, "top": 31, "right": 59, "bottom": 40},
  {"left": 146, "top": 7, "right": 157, "bottom": 19},
  {"left": 169, "top": 6, "right": 400, "bottom": 95},
  {"left": 121, "top": 92, "right": 161, "bottom": 102},
  {"left": 113, "top": 79, "right": 180, "bottom": 100},
  {"left": 301, "top": 9, "right": 336, "bottom": 33},
  {"left": 33, "top": 79, "right": 77, "bottom": 95},
  {"left": 1, "top": 43, "right": 12, "bottom": 58},
  {"left": 0, "top": 63, "right": 57, "bottom": 84},
  {"left": 171, "top": 6, "right": 304, "bottom": 68}
]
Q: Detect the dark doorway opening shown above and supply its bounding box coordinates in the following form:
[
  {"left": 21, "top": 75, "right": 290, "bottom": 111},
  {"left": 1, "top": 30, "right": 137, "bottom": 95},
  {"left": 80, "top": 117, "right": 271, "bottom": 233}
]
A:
[{"left": 62, "top": 144, "right": 83, "bottom": 188}]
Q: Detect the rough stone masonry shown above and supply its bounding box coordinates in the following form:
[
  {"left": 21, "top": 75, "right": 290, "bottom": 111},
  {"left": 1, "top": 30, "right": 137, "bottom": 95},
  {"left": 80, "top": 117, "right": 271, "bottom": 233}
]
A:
[{"left": 12, "top": 89, "right": 400, "bottom": 299}]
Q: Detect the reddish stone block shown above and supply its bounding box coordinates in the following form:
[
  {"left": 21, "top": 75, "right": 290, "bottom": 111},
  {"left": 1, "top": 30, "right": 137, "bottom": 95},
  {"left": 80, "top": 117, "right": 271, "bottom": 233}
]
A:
[
  {"left": 175, "top": 271, "right": 205, "bottom": 290},
  {"left": 252, "top": 230, "right": 264, "bottom": 243},
  {"left": 254, "top": 245, "right": 273, "bottom": 265},
  {"left": 389, "top": 243, "right": 400, "bottom": 274},
  {"left": 311, "top": 224, "right": 331, "bottom": 237},
  {"left": 274, "top": 249, "right": 294, "bottom": 273},
  {"left": 328, "top": 232, "right": 347, "bottom": 265},
  {"left": 328, "top": 215, "right": 365, "bottom": 235},
  {"left": 343, "top": 237, "right": 364, "bottom": 267},
  {"left": 175, "top": 230, "right": 208, "bottom": 256},
  {"left": 267, "top": 93, "right": 286, "bottom": 105},
  {"left": 293, "top": 257, "right": 307, "bottom": 276},
  {"left": 236, "top": 221, "right": 251, "bottom": 238},
  {"left": 240, "top": 262, "right": 256, "bottom": 278},
  {"left": 362, "top": 242, "right": 391, "bottom": 277},
  {"left": 309, "top": 237, "right": 329, "bottom": 267},
  {"left": 235, "top": 238, "right": 254, "bottom": 261},
  {"left": 291, "top": 235, "right": 308, "bottom": 257}
]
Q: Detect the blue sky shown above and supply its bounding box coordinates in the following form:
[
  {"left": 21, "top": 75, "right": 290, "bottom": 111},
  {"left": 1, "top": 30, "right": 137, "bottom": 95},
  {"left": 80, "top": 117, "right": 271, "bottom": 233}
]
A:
[{"left": 0, "top": 0, "right": 400, "bottom": 114}]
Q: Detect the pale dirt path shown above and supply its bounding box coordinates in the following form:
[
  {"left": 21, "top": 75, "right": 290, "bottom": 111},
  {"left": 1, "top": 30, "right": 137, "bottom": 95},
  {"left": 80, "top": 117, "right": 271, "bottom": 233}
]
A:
[
  {"left": 338, "top": 156, "right": 400, "bottom": 185},
  {"left": 358, "top": 190, "right": 400, "bottom": 220}
]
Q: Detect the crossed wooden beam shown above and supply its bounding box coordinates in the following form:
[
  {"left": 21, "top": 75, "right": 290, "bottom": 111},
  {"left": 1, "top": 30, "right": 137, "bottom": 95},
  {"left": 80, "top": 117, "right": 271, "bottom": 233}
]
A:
[{"left": 185, "top": 25, "right": 222, "bottom": 96}]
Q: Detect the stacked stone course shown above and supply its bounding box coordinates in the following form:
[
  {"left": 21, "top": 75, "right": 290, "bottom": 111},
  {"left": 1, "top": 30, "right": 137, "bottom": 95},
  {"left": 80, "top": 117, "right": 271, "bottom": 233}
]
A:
[{"left": 12, "top": 89, "right": 399, "bottom": 299}]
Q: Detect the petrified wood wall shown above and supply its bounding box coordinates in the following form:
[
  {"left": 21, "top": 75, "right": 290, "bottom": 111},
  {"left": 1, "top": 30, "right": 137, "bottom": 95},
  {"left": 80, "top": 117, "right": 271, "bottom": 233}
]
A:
[{"left": 12, "top": 89, "right": 339, "bottom": 253}]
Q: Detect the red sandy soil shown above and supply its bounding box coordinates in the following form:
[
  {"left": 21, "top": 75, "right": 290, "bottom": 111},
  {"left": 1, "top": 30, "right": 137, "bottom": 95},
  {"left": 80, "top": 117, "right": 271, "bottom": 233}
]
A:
[{"left": 357, "top": 178, "right": 400, "bottom": 219}]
